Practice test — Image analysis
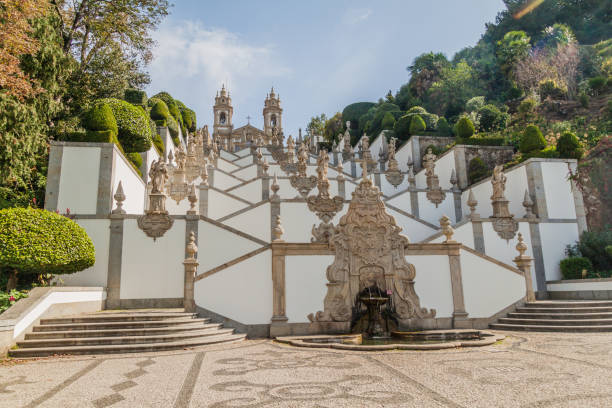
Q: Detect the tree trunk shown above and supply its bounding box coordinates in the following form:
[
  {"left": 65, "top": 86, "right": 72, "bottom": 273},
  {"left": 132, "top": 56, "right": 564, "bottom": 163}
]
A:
[{"left": 6, "top": 270, "right": 18, "bottom": 291}]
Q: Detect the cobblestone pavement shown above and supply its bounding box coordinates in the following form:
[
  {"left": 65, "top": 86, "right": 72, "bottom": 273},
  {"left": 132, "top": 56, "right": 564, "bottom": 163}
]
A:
[{"left": 2, "top": 331, "right": 612, "bottom": 407}]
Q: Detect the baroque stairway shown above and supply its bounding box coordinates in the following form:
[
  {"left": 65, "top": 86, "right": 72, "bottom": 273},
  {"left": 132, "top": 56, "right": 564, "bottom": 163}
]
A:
[
  {"left": 490, "top": 300, "right": 612, "bottom": 332},
  {"left": 9, "top": 309, "right": 245, "bottom": 357}
]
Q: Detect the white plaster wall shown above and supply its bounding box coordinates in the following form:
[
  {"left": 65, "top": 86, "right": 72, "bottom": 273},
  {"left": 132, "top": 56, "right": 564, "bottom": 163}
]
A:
[
  {"left": 120, "top": 219, "right": 185, "bottom": 299},
  {"left": 461, "top": 249, "right": 525, "bottom": 318},
  {"left": 207, "top": 189, "right": 250, "bottom": 220},
  {"left": 416, "top": 152, "right": 456, "bottom": 190},
  {"left": 395, "top": 141, "right": 413, "bottom": 173},
  {"left": 213, "top": 170, "right": 243, "bottom": 190},
  {"left": 276, "top": 178, "right": 301, "bottom": 199},
  {"left": 387, "top": 208, "right": 437, "bottom": 242},
  {"left": 233, "top": 155, "right": 253, "bottom": 167},
  {"left": 57, "top": 146, "right": 100, "bottom": 214},
  {"left": 548, "top": 280, "right": 612, "bottom": 291},
  {"left": 386, "top": 191, "right": 412, "bottom": 214},
  {"left": 344, "top": 180, "right": 358, "bottom": 198},
  {"left": 369, "top": 133, "right": 385, "bottom": 163},
  {"left": 142, "top": 146, "right": 160, "bottom": 184},
  {"left": 165, "top": 195, "right": 192, "bottom": 215},
  {"left": 481, "top": 222, "right": 536, "bottom": 285},
  {"left": 59, "top": 219, "right": 110, "bottom": 287},
  {"left": 232, "top": 164, "right": 257, "bottom": 179},
  {"left": 280, "top": 202, "right": 321, "bottom": 242},
  {"left": 541, "top": 162, "right": 576, "bottom": 219},
  {"left": 228, "top": 179, "right": 262, "bottom": 203},
  {"left": 113, "top": 150, "right": 145, "bottom": 214},
  {"left": 409, "top": 255, "right": 453, "bottom": 318},
  {"left": 235, "top": 148, "right": 251, "bottom": 158},
  {"left": 216, "top": 158, "right": 240, "bottom": 173},
  {"left": 220, "top": 150, "right": 238, "bottom": 161},
  {"left": 462, "top": 177, "right": 493, "bottom": 218},
  {"left": 198, "top": 220, "right": 263, "bottom": 271},
  {"left": 430, "top": 223, "right": 475, "bottom": 248},
  {"left": 418, "top": 192, "right": 456, "bottom": 225},
  {"left": 194, "top": 250, "right": 272, "bottom": 324},
  {"left": 539, "top": 222, "right": 580, "bottom": 281},
  {"left": 223, "top": 203, "right": 271, "bottom": 243},
  {"left": 285, "top": 255, "right": 333, "bottom": 323},
  {"left": 380, "top": 177, "right": 409, "bottom": 197}
]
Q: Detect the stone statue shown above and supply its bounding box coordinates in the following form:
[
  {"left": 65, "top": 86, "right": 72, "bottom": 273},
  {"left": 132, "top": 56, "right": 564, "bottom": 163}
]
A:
[
  {"left": 388, "top": 137, "right": 397, "bottom": 161},
  {"left": 423, "top": 148, "right": 436, "bottom": 178},
  {"left": 491, "top": 165, "right": 507, "bottom": 201},
  {"left": 150, "top": 158, "right": 169, "bottom": 194},
  {"left": 490, "top": 164, "right": 518, "bottom": 239}
]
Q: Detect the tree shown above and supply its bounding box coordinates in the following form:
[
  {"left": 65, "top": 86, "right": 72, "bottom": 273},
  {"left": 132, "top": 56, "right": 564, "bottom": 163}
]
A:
[
  {"left": 385, "top": 90, "right": 395, "bottom": 103},
  {"left": 496, "top": 30, "right": 531, "bottom": 79},
  {"left": 520, "top": 124, "right": 546, "bottom": 153},
  {"left": 324, "top": 112, "right": 343, "bottom": 143},
  {"left": 408, "top": 52, "right": 451, "bottom": 99},
  {"left": 427, "top": 61, "right": 484, "bottom": 117},
  {"left": 409, "top": 115, "right": 426, "bottom": 135},
  {"left": 341, "top": 102, "right": 375, "bottom": 132},
  {"left": 0, "top": 0, "right": 48, "bottom": 100},
  {"left": 306, "top": 113, "right": 326, "bottom": 138},
  {"left": 393, "top": 115, "right": 412, "bottom": 141},
  {"left": 381, "top": 112, "right": 396, "bottom": 130},
  {"left": 455, "top": 117, "right": 475, "bottom": 138},
  {"left": 394, "top": 83, "right": 420, "bottom": 111}
]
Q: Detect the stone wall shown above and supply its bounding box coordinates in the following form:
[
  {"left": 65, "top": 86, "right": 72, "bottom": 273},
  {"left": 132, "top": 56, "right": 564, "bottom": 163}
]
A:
[{"left": 453, "top": 145, "right": 515, "bottom": 189}]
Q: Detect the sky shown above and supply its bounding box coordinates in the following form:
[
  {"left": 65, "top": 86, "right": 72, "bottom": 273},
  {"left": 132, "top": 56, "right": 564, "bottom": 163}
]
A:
[{"left": 145, "top": 0, "right": 505, "bottom": 136}]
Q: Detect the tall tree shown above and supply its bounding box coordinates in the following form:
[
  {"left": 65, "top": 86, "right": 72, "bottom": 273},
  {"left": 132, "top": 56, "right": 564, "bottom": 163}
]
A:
[
  {"left": 427, "top": 61, "right": 484, "bottom": 117},
  {"left": 407, "top": 52, "right": 451, "bottom": 99}
]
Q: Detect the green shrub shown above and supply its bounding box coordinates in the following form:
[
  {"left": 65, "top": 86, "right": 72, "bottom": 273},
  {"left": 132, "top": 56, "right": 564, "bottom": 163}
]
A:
[
  {"left": 152, "top": 134, "right": 164, "bottom": 155},
  {"left": 467, "top": 157, "right": 489, "bottom": 183},
  {"left": 577, "top": 230, "right": 612, "bottom": 272},
  {"left": 150, "top": 100, "right": 170, "bottom": 126},
  {"left": 420, "top": 112, "right": 439, "bottom": 130},
  {"left": 179, "top": 105, "right": 196, "bottom": 132},
  {"left": 557, "top": 131, "right": 583, "bottom": 159},
  {"left": 409, "top": 114, "right": 426, "bottom": 134},
  {"left": 578, "top": 92, "right": 590, "bottom": 108},
  {"left": 519, "top": 125, "right": 546, "bottom": 153},
  {"left": 538, "top": 79, "right": 567, "bottom": 100},
  {"left": 457, "top": 137, "right": 505, "bottom": 146},
  {"left": 478, "top": 104, "right": 508, "bottom": 132},
  {"left": 0, "top": 208, "right": 95, "bottom": 289},
  {"left": 97, "top": 98, "right": 152, "bottom": 153},
  {"left": 455, "top": 117, "right": 475, "bottom": 138},
  {"left": 606, "top": 245, "right": 612, "bottom": 258},
  {"left": 436, "top": 117, "right": 452, "bottom": 136},
  {"left": 465, "top": 96, "right": 485, "bottom": 113},
  {"left": 127, "top": 152, "right": 143, "bottom": 168},
  {"left": 407, "top": 106, "right": 426, "bottom": 114},
  {"left": 172, "top": 136, "right": 180, "bottom": 147},
  {"left": 0, "top": 289, "right": 28, "bottom": 313},
  {"left": 588, "top": 76, "right": 607, "bottom": 95},
  {"left": 152, "top": 92, "right": 182, "bottom": 126},
  {"left": 381, "top": 112, "right": 396, "bottom": 130},
  {"left": 393, "top": 115, "right": 412, "bottom": 140},
  {"left": 342, "top": 102, "right": 376, "bottom": 131},
  {"left": 167, "top": 115, "right": 179, "bottom": 138},
  {"left": 560, "top": 257, "right": 593, "bottom": 279},
  {"left": 82, "top": 103, "right": 118, "bottom": 136},
  {"left": 518, "top": 98, "right": 537, "bottom": 114},
  {"left": 124, "top": 89, "right": 147, "bottom": 106}
]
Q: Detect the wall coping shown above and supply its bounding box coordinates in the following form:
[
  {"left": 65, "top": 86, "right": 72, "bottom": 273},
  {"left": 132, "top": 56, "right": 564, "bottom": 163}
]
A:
[{"left": 547, "top": 277, "right": 612, "bottom": 284}]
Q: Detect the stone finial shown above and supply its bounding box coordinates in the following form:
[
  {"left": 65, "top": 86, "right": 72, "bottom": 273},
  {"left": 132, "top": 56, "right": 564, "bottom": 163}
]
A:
[
  {"left": 187, "top": 184, "right": 198, "bottom": 214},
  {"left": 186, "top": 231, "right": 198, "bottom": 260},
  {"left": 515, "top": 232, "right": 527, "bottom": 258},
  {"left": 467, "top": 189, "right": 478, "bottom": 217},
  {"left": 522, "top": 189, "right": 535, "bottom": 218},
  {"left": 514, "top": 232, "right": 535, "bottom": 302},
  {"left": 336, "top": 156, "right": 344, "bottom": 180},
  {"left": 256, "top": 147, "right": 263, "bottom": 163},
  {"left": 262, "top": 157, "right": 270, "bottom": 175},
  {"left": 112, "top": 181, "right": 126, "bottom": 214},
  {"left": 272, "top": 215, "right": 284, "bottom": 242},
  {"left": 406, "top": 157, "right": 413, "bottom": 169},
  {"left": 450, "top": 169, "right": 458, "bottom": 191},
  {"left": 439, "top": 215, "right": 455, "bottom": 243},
  {"left": 271, "top": 173, "right": 280, "bottom": 197},
  {"left": 201, "top": 161, "right": 209, "bottom": 186},
  {"left": 407, "top": 166, "right": 415, "bottom": 187}
]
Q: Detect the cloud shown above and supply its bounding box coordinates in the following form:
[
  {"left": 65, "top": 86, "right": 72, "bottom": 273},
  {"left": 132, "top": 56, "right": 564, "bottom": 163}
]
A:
[{"left": 343, "top": 8, "right": 372, "bottom": 24}]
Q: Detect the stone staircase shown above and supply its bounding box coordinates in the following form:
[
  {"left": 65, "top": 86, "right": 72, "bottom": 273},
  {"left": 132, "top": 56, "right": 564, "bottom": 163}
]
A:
[
  {"left": 9, "top": 309, "right": 245, "bottom": 357},
  {"left": 490, "top": 300, "right": 612, "bottom": 332}
]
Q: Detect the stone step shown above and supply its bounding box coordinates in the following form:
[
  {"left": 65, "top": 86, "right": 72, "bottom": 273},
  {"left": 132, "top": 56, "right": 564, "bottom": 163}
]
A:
[
  {"left": 524, "top": 301, "right": 612, "bottom": 308},
  {"left": 32, "top": 318, "right": 210, "bottom": 332},
  {"left": 498, "top": 317, "right": 612, "bottom": 326},
  {"left": 25, "top": 323, "right": 222, "bottom": 339},
  {"left": 490, "top": 323, "right": 612, "bottom": 332},
  {"left": 516, "top": 306, "right": 612, "bottom": 313},
  {"left": 508, "top": 312, "right": 612, "bottom": 319},
  {"left": 17, "top": 328, "right": 235, "bottom": 348},
  {"left": 40, "top": 313, "right": 198, "bottom": 324},
  {"left": 9, "top": 333, "right": 247, "bottom": 357}
]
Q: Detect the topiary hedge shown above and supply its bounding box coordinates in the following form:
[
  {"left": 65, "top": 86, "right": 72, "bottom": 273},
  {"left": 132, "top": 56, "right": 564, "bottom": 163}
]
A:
[
  {"left": 152, "top": 134, "right": 164, "bottom": 155},
  {"left": 519, "top": 124, "right": 546, "bottom": 153},
  {"left": 381, "top": 112, "right": 396, "bottom": 130},
  {"left": 557, "top": 131, "right": 583, "bottom": 159},
  {"left": 153, "top": 92, "right": 183, "bottom": 128},
  {"left": 0, "top": 208, "right": 95, "bottom": 289},
  {"left": 436, "top": 117, "right": 452, "bottom": 136},
  {"left": 538, "top": 79, "right": 567, "bottom": 100},
  {"left": 82, "top": 103, "right": 118, "bottom": 136},
  {"left": 467, "top": 157, "right": 489, "bottom": 183},
  {"left": 409, "top": 114, "right": 426, "bottom": 134},
  {"left": 167, "top": 114, "right": 179, "bottom": 138},
  {"left": 407, "top": 106, "right": 427, "bottom": 114},
  {"left": 457, "top": 136, "right": 505, "bottom": 146},
  {"left": 97, "top": 98, "right": 152, "bottom": 153},
  {"left": 560, "top": 257, "right": 593, "bottom": 279},
  {"left": 124, "top": 89, "right": 147, "bottom": 106},
  {"left": 150, "top": 99, "right": 170, "bottom": 126},
  {"left": 478, "top": 104, "right": 508, "bottom": 132},
  {"left": 455, "top": 117, "right": 475, "bottom": 138},
  {"left": 393, "top": 115, "right": 412, "bottom": 140}
]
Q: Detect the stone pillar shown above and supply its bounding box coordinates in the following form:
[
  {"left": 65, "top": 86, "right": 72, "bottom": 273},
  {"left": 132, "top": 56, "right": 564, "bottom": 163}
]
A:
[
  {"left": 350, "top": 158, "right": 357, "bottom": 178},
  {"left": 208, "top": 167, "right": 215, "bottom": 188},
  {"left": 44, "top": 143, "right": 63, "bottom": 212},
  {"left": 106, "top": 214, "right": 125, "bottom": 309},
  {"left": 262, "top": 175, "right": 270, "bottom": 201},
  {"left": 198, "top": 183, "right": 209, "bottom": 217},
  {"left": 448, "top": 243, "right": 469, "bottom": 328},
  {"left": 528, "top": 220, "right": 548, "bottom": 299},
  {"left": 411, "top": 137, "right": 422, "bottom": 172},
  {"left": 472, "top": 220, "right": 486, "bottom": 254},
  {"left": 525, "top": 160, "right": 548, "bottom": 219},
  {"left": 374, "top": 171, "right": 382, "bottom": 189},
  {"left": 96, "top": 144, "right": 116, "bottom": 216},
  {"left": 337, "top": 177, "right": 346, "bottom": 199},
  {"left": 514, "top": 232, "right": 536, "bottom": 302},
  {"left": 183, "top": 229, "right": 198, "bottom": 313},
  {"left": 453, "top": 191, "right": 463, "bottom": 222},
  {"left": 409, "top": 189, "right": 419, "bottom": 219},
  {"left": 270, "top": 245, "right": 288, "bottom": 326},
  {"left": 453, "top": 146, "right": 468, "bottom": 189}
]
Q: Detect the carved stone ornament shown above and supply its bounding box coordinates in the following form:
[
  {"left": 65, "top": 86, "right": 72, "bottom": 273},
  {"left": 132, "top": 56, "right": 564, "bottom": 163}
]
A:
[
  {"left": 138, "top": 160, "right": 175, "bottom": 240},
  {"left": 289, "top": 143, "right": 317, "bottom": 198},
  {"left": 490, "top": 165, "right": 518, "bottom": 240},
  {"left": 384, "top": 138, "right": 404, "bottom": 187},
  {"left": 308, "top": 158, "right": 435, "bottom": 323},
  {"left": 423, "top": 148, "right": 446, "bottom": 207}
]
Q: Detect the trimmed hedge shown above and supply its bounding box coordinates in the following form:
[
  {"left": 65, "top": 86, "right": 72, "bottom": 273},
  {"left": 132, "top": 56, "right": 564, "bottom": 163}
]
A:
[
  {"left": 152, "top": 134, "right": 164, "bottom": 155},
  {"left": 381, "top": 112, "right": 396, "bottom": 130},
  {"left": 407, "top": 106, "right": 427, "bottom": 114},
  {"left": 167, "top": 115, "right": 179, "bottom": 138},
  {"left": 82, "top": 103, "right": 118, "bottom": 136},
  {"left": 560, "top": 257, "right": 593, "bottom": 279},
  {"left": 153, "top": 92, "right": 182, "bottom": 127},
  {"left": 393, "top": 115, "right": 412, "bottom": 140},
  {"left": 172, "top": 136, "right": 180, "bottom": 147},
  {"left": 519, "top": 124, "right": 546, "bottom": 153},
  {"left": 98, "top": 98, "right": 152, "bottom": 153},
  {"left": 436, "top": 117, "right": 452, "bottom": 136},
  {"left": 0, "top": 208, "right": 95, "bottom": 276},
  {"left": 456, "top": 136, "right": 505, "bottom": 146},
  {"left": 557, "top": 131, "right": 583, "bottom": 159},
  {"left": 127, "top": 152, "right": 143, "bottom": 168},
  {"left": 150, "top": 99, "right": 170, "bottom": 126},
  {"left": 455, "top": 117, "right": 475, "bottom": 138},
  {"left": 124, "top": 89, "right": 147, "bottom": 106},
  {"left": 577, "top": 230, "right": 612, "bottom": 273},
  {"left": 409, "top": 114, "right": 426, "bottom": 134},
  {"left": 538, "top": 79, "right": 567, "bottom": 100},
  {"left": 467, "top": 157, "right": 489, "bottom": 183},
  {"left": 478, "top": 104, "right": 508, "bottom": 131}
]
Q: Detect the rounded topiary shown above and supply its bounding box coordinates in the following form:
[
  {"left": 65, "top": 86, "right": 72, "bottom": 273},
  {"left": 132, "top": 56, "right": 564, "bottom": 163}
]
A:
[
  {"left": 152, "top": 134, "right": 164, "bottom": 154},
  {"left": 98, "top": 98, "right": 152, "bottom": 153},
  {"left": 560, "top": 257, "right": 593, "bottom": 280},
  {"left": 153, "top": 92, "right": 182, "bottom": 126},
  {"left": 82, "top": 103, "right": 118, "bottom": 135},
  {"left": 588, "top": 76, "right": 607, "bottom": 95},
  {"left": 167, "top": 115, "right": 179, "bottom": 138},
  {"left": 407, "top": 106, "right": 427, "bottom": 114},
  {"left": 538, "top": 79, "right": 567, "bottom": 100},
  {"left": 518, "top": 98, "right": 537, "bottom": 114},
  {"left": 478, "top": 104, "right": 507, "bottom": 132},
  {"left": 124, "top": 89, "right": 147, "bottom": 106},
  {"left": 455, "top": 117, "right": 475, "bottom": 138},
  {"left": 0, "top": 208, "right": 95, "bottom": 289},
  {"left": 436, "top": 117, "right": 452, "bottom": 136},
  {"left": 127, "top": 152, "right": 143, "bottom": 168},
  {"left": 393, "top": 115, "right": 412, "bottom": 140},
  {"left": 420, "top": 112, "right": 439, "bottom": 130},
  {"left": 381, "top": 112, "right": 396, "bottom": 130},
  {"left": 409, "top": 114, "right": 426, "bottom": 135},
  {"left": 519, "top": 124, "right": 546, "bottom": 153},
  {"left": 150, "top": 100, "right": 170, "bottom": 126},
  {"left": 557, "top": 131, "right": 583, "bottom": 159},
  {"left": 467, "top": 157, "right": 488, "bottom": 183}
]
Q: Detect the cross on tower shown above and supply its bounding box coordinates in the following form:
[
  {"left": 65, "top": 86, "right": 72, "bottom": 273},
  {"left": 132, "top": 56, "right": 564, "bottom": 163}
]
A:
[{"left": 246, "top": 115, "right": 251, "bottom": 124}]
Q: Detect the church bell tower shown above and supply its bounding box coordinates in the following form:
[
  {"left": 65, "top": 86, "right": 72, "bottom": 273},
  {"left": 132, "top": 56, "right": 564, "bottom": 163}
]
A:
[
  {"left": 213, "top": 85, "right": 233, "bottom": 141},
  {"left": 263, "top": 87, "right": 282, "bottom": 137}
]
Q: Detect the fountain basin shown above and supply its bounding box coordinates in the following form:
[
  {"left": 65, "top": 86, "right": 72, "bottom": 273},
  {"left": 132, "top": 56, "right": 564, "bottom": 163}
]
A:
[{"left": 276, "top": 329, "right": 504, "bottom": 351}]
